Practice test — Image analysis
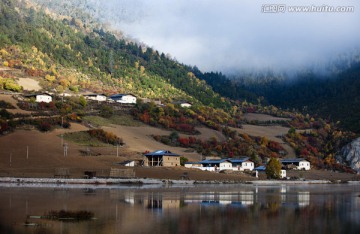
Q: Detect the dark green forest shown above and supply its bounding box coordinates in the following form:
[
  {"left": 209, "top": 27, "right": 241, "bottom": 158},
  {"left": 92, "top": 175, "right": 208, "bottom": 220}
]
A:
[{"left": 192, "top": 64, "right": 360, "bottom": 134}]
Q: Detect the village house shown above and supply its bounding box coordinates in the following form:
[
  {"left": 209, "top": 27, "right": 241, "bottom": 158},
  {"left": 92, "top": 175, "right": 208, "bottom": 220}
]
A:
[
  {"left": 140, "top": 98, "right": 163, "bottom": 106},
  {"left": 229, "top": 157, "right": 255, "bottom": 171},
  {"left": 109, "top": 94, "right": 137, "bottom": 104},
  {"left": 143, "top": 150, "right": 180, "bottom": 167},
  {"left": 117, "top": 160, "right": 137, "bottom": 167},
  {"left": 280, "top": 158, "right": 311, "bottom": 170},
  {"left": 185, "top": 157, "right": 255, "bottom": 172},
  {"left": 173, "top": 101, "right": 192, "bottom": 108},
  {"left": 83, "top": 93, "right": 107, "bottom": 102},
  {"left": 180, "top": 102, "right": 192, "bottom": 108},
  {"left": 24, "top": 92, "right": 52, "bottom": 103},
  {"left": 254, "top": 166, "right": 287, "bottom": 179}
]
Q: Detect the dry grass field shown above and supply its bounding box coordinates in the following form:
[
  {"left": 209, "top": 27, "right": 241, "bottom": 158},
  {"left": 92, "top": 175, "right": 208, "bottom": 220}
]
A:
[{"left": 0, "top": 94, "right": 357, "bottom": 182}]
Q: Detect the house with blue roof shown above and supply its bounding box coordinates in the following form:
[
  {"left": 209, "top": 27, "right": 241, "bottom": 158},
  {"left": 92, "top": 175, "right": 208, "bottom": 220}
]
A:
[
  {"left": 109, "top": 94, "right": 137, "bottom": 104},
  {"left": 185, "top": 157, "right": 254, "bottom": 172},
  {"left": 280, "top": 158, "right": 310, "bottom": 170},
  {"left": 143, "top": 150, "right": 180, "bottom": 167}
]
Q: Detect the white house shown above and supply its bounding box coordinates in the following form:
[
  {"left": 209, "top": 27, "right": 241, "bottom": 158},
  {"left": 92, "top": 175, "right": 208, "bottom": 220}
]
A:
[
  {"left": 83, "top": 93, "right": 107, "bottom": 102},
  {"left": 229, "top": 157, "right": 255, "bottom": 171},
  {"left": 187, "top": 158, "right": 254, "bottom": 172},
  {"left": 119, "top": 160, "right": 136, "bottom": 167},
  {"left": 110, "top": 94, "right": 137, "bottom": 104},
  {"left": 254, "top": 166, "right": 287, "bottom": 179},
  {"left": 280, "top": 158, "right": 311, "bottom": 170},
  {"left": 180, "top": 102, "right": 192, "bottom": 108},
  {"left": 24, "top": 93, "right": 53, "bottom": 103}
]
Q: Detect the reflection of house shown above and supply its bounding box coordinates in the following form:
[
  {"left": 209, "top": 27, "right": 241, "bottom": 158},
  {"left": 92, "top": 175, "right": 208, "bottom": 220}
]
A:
[
  {"left": 281, "top": 158, "right": 311, "bottom": 170},
  {"left": 186, "top": 157, "right": 254, "bottom": 172},
  {"left": 109, "top": 94, "right": 137, "bottom": 104},
  {"left": 24, "top": 92, "right": 52, "bottom": 103},
  {"left": 143, "top": 150, "right": 180, "bottom": 167},
  {"left": 83, "top": 93, "right": 107, "bottom": 102}
]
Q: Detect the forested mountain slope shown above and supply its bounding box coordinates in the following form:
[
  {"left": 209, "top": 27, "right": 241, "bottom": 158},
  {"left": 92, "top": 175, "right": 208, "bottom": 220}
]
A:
[{"left": 0, "top": 0, "right": 229, "bottom": 108}]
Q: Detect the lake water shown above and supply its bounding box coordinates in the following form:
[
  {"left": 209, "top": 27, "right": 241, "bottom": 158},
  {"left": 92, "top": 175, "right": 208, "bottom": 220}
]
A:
[{"left": 0, "top": 183, "right": 360, "bottom": 234}]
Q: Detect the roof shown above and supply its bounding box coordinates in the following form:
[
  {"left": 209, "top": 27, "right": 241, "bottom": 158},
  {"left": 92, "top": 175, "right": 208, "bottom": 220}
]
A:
[
  {"left": 280, "top": 158, "right": 308, "bottom": 163},
  {"left": 144, "top": 150, "right": 180, "bottom": 157},
  {"left": 199, "top": 157, "right": 250, "bottom": 164},
  {"left": 254, "top": 166, "right": 266, "bottom": 171},
  {"left": 110, "top": 94, "right": 136, "bottom": 98},
  {"left": 23, "top": 92, "right": 52, "bottom": 97},
  {"left": 228, "top": 157, "right": 251, "bottom": 163},
  {"left": 83, "top": 93, "right": 106, "bottom": 97},
  {"left": 199, "top": 159, "right": 232, "bottom": 164}
]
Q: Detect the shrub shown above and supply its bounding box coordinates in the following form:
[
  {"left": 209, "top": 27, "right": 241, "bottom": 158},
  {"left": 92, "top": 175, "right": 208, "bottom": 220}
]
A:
[
  {"left": 38, "top": 121, "right": 52, "bottom": 132},
  {"left": 265, "top": 158, "right": 282, "bottom": 179}
]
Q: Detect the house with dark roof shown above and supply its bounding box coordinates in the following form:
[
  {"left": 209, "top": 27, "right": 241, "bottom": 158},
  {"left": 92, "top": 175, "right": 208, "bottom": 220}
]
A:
[
  {"left": 109, "top": 94, "right": 137, "bottom": 104},
  {"left": 185, "top": 157, "right": 254, "bottom": 172},
  {"left": 143, "top": 150, "right": 180, "bottom": 167},
  {"left": 83, "top": 93, "right": 107, "bottom": 102},
  {"left": 280, "top": 158, "right": 311, "bottom": 170},
  {"left": 24, "top": 92, "right": 52, "bottom": 103}
]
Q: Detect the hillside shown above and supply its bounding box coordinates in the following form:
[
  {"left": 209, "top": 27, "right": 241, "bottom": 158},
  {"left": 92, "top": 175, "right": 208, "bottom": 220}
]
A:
[
  {"left": 0, "top": 0, "right": 359, "bottom": 177},
  {"left": 191, "top": 63, "right": 360, "bottom": 134},
  {"left": 0, "top": 0, "right": 229, "bottom": 109}
]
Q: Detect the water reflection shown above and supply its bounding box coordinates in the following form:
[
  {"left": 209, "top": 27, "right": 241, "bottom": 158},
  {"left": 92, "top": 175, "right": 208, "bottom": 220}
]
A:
[{"left": 0, "top": 184, "right": 360, "bottom": 234}]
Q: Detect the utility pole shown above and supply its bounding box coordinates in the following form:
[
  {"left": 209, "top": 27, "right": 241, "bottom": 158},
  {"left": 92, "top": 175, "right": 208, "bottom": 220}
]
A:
[
  {"left": 10, "top": 153, "right": 12, "bottom": 167},
  {"left": 117, "top": 144, "right": 119, "bottom": 157},
  {"left": 63, "top": 143, "right": 68, "bottom": 157},
  {"left": 26, "top": 146, "right": 29, "bottom": 160}
]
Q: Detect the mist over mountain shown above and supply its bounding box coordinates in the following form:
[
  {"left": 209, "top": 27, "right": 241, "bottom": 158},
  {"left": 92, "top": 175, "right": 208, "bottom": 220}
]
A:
[{"left": 30, "top": 0, "right": 360, "bottom": 74}]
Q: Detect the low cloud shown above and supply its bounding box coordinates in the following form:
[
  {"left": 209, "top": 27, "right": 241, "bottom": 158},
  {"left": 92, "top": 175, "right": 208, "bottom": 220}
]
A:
[{"left": 92, "top": 0, "right": 360, "bottom": 74}]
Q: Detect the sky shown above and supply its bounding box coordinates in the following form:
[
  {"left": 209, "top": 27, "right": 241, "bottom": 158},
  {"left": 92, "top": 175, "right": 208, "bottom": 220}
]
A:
[{"left": 92, "top": 0, "right": 360, "bottom": 74}]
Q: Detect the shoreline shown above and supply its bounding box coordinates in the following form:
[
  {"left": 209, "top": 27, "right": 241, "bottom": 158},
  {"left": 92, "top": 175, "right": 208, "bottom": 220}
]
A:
[{"left": 1, "top": 177, "right": 359, "bottom": 186}]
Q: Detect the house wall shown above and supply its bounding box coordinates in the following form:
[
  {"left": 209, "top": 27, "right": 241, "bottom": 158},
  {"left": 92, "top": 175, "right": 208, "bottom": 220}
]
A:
[
  {"left": 125, "top": 161, "right": 135, "bottom": 167},
  {"left": 180, "top": 103, "right": 192, "bottom": 108},
  {"left": 163, "top": 156, "right": 180, "bottom": 167},
  {"left": 219, "top": 162, "right": 232, "bottom": 171},
  {"left": 241, "top": 161, "right": 254, "bottom": 171},
  {"left": 86, "top": 95, "right": 107, "bottom": 102},
  {"left": 143, "top": 156, "right": 162, "bottom": 166},
  {"left": 36, "top": 95, "right": 52, "bottom": 103},
  {"left": 298, "top": 161, "right": 311, "bottom": 170},
  {"left": 117, "top": 95, "right": 136, "bottom": 104}
]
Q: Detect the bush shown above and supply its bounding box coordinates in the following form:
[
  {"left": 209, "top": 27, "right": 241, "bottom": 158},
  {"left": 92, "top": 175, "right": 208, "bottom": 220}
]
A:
[
  {"left": 87, "top": 129, "right": 123, "bottom": 146},
  {"left": 38, "top": 121, "right": 52, "bottom": 132},
  {"left": 265, "top": 158, "right": 282, "bottom": 179}
]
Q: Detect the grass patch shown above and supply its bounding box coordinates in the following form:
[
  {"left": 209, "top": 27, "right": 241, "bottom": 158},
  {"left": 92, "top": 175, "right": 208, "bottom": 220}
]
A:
[
  {"left": 83, "top": 115, "right": 143, "bottom": 127},
  {"left": 62, "top": 131, "right": 107, "bottom": 147},
  {"left": 108, "top": 115, "right": 143, "bottom": 126},
  {"left": 83, "top": 116, "right": 112, "bottom": 127}
]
